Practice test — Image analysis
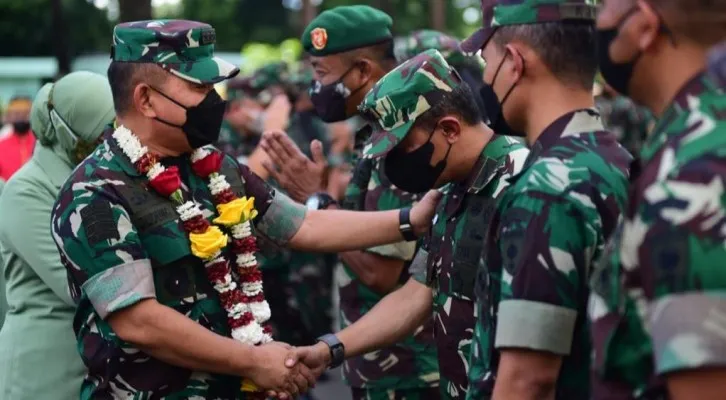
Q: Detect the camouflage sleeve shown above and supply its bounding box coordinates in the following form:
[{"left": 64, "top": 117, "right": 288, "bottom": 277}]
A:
[
  {"left": 636, "top": 164, "right": 726, "bottom": 375},
  {"left": 51, "top": 185, "right": 154, "bottom": 319},
  {"left": 495, "top": 192, "right": 596, "bottom": 355},
  {"left": 238, "top": 163, "right": 307, "bottom": 246}
]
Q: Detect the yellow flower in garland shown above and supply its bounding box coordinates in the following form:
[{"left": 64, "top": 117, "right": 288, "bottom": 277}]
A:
[
  {"left": 214, "top": 196, "right": 258, "bottom": 226},
  {"left": 189, "top": 226, "right": 228, "bottom": 260}
]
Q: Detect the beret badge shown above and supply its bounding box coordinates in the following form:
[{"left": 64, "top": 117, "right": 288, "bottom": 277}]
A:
[{"left": 311, "top": 27, "right": 328, "bottom": 50}]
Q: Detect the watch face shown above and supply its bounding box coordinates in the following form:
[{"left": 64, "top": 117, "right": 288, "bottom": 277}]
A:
[{"left": 306, "top": 196, "right": 320, "bottom": 210}]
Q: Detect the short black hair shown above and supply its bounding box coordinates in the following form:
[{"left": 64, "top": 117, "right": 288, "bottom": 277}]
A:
[
  {"left": 493, "top": 22, "right": 597, "bottom": 90},
  {"left": 344, "top": 39, "right": 397, "bottom": 70},
  {"left": 107, "top": 62, "right": 167, "bottom": 115},
  {"left": 412, "top": 82, "right": 483, "bottom": 132}
]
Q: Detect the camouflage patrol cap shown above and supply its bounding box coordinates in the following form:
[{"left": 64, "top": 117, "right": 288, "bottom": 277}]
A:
[
  {"left": 359, "top": 49, "right": 463, "bottom": 159},
  {"left": 395, "top": 30, "right": 468, "bottom": 67},
  {"left": 247, "top": 62, "right": 290, "bottom": 91},
  {"left": 302, "top": 6, "right": 393, "bottom": 57},
  {"left": 461, "top": 0, "right": 598, "bottom": 53},
  {"left": 112, "top": 19, "right": 239, "bottom": 84}
]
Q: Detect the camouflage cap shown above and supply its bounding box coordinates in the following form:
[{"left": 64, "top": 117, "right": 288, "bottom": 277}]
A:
[
  {"left": 395, "top": 30, "right": 468, "bottom": 66},
  {"left": 112, "top": 19, "right": 239, "bottom": 84},
  {"left": 240, "top": 62, "right": 290, "bottom": 91},
  {"left": 461, "top": 0, "right": 598, "bottom": 53},
  {"left": 359, "top": 49, "right": 462, "bottom": 159}
]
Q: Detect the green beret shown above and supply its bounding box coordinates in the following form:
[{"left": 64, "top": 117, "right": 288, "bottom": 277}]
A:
[
  {"left": 112, "top": 19, "right": 239, "bottom": 84},
  {"left": 302, "top": 5, "right": 393, "bottom": 57}
]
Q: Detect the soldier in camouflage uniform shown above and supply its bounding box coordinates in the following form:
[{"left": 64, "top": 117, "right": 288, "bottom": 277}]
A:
[
  {"left": 459, "top": 1, "right": 632, "bottom": 399},
  {"left": 292, "top": 7, "right": 444, "bottom": 400},
  {"left": 295, "top": 49, "right": 530, "bottom": 400},
  {"left": 49, "top": 19, "right": 440, "bottom": 400},
  {"left": 595, "top": 80, "right": 654, "bottom": 157},
  {"left": 395, "top": 30, "right": 488, "bottom": 119},
  {"left": 590, "top": 1, "right": 726, "bottom": 399}
]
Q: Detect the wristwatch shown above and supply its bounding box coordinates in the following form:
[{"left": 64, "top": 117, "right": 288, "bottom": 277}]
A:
[
  {"left": 317, "top": 333, "right": 345, "bottom": 369},
  {"left": 399, "top": 207, "right": 417, "bottom": 241},
  {"left": 305, "top": 192, "right": 338, "bottom": 210}
]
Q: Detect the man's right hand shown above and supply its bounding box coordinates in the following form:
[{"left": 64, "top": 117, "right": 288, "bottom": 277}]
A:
[
  {"left": 248, "top": 342, "right": 316, "bottom": 399},
  {"left": 260, "top": 130, "right": 327, "bottom": 203},
  {"left": 410, "top": 190, "right": 444, "bottom": 237}
]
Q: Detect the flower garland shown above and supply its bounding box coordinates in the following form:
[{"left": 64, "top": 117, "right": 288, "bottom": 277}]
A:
[{"left": 112, "top": 126, "right": 272, "bottom": 394}]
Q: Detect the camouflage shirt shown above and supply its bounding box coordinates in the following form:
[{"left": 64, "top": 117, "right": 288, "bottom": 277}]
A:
[
  {"left": 467, "top": 109, "right": 631, "bottom": 400},
  {"left": 590, "top": 72, "right": 726, "bottom": 399},
  {"left": 597, "top": 94, "right": 654, "bottom": 157},
  {"left": 409, "top": 135, "right": 529, "bottom": 400},
  {"left": 338, "top": 154, "right": 439, "bottom": 390},
  {"left": 50, "top": 129, "right": 305, "bottom": 400}
]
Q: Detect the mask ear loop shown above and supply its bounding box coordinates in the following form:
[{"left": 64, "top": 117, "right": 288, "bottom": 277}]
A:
[{"left": 497, "top": 49, "right": 525, "bottom": 107}]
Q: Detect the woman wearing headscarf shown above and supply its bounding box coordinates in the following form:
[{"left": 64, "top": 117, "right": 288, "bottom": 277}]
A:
[{"left": 0, "top": 71, "right": 115, "bottom": 399}]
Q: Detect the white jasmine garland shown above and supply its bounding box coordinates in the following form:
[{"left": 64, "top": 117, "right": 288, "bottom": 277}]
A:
[
  {"left": 231, "top": 321, "right": 265, "bottom": 344},
  {"left": 209, "top": 174, "right": 231, "bottom": 195},
  {"left": 228, "top": 302, "right": 249, "bottom": 318},
  {"left": 191, "top": 147, "right": 211, "bottom": 163},
  {"left": 236, "top": 253, "right": 257, "bottom": 268},
  {"left": 113, "top": 125, "right": 272, "bottom": 359},
  {"left": 176, "top": 201, "right": 203, "bottom": 221},
  {"left": 249, "top": 301, "right": 271, "bottom": 323},
  {"left": 112, "top": 126, "right": 147, "bottom": 163},
  {"left": 216, "top": 280, "right": 237, "bottom": 293},
  {"left": 147, "top": 163, "right": 165, "bottom": 180},
  {"left": 212, "top": 273, "right": 233, "bottom": 291},
  {"left": 241, "top": 281, "right": 263, "bottom": 296},
  {"left": 231, "top": 222, "right": 252, "bottom": 239}
]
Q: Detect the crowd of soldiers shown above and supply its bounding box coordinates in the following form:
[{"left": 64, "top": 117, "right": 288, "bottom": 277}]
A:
[{"left": 0, "top": 0, "right": 725, "bottom": 400}]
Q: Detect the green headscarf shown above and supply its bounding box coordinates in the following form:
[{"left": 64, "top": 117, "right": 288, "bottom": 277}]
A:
[{"left": 30, "top": 71, "right": 115, "bottom": 166}]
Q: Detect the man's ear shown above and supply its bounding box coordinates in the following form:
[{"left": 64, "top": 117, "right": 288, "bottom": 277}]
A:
[
  {"left": 438, "top": 116, "right": 463, "bottom": 144},
  {"left": 134, "top": 83, "right": 156, "bottom": 118}
]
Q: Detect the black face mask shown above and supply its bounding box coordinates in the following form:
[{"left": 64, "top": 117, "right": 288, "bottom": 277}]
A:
[
  {"left": 152, "top": 87, "right": 227, "bottom": 149},
  {"left": 384, "top": 128, "right": 451, "bottom": 194},
  {"left": 479, "top": 54, "right": 525, "bottom": 137},
  {"left": 13, "top": 121, "right": 31, "bottom": 135},
  {"left": 309, "top": 64, "right": 368, "bottom": 123},
  {"left": 597, "top": 7, "right": 641, "bottom": 96}
]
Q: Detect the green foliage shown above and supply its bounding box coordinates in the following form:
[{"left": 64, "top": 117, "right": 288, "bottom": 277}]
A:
[
  {"left": 0, "top": 0, "right": 482, "bottom": 58},
  {"left": 0, "top": 0, "right": 112, "bottom": 57}
]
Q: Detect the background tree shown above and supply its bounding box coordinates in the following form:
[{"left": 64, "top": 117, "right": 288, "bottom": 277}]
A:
[{"left": 118, "top": 0, "right": 151, "bottom": 22}]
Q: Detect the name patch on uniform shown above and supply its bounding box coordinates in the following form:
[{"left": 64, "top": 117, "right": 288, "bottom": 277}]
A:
[
  {"left": 200, "top": 29, "right": 216, "bottom": 46},
  {"left": 81, "top": 199, "right": 120, "bottom": 246}
]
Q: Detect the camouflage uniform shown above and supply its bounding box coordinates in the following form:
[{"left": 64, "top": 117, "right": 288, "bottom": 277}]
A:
[
  {"left": 589, "top": 72, "right": 726, "bottom": 399},
  {"left": 50, "top": 20, "right": 309, "bottom": 399},
  {"left": 596, "top": 93, "right": 653, "bottom": 157},
  {"left": 360, "top": 49, "right": 530, "bottom": 400}
]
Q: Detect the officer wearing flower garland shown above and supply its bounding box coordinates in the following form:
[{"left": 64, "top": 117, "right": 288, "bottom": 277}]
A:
[{"left": 50, "top": 19, "right": 440, "bottom": 400}]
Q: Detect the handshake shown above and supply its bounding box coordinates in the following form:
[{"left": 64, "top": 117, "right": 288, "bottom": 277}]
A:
[{"left": 248, "top": 340, "right": 334, "bottom": 399}]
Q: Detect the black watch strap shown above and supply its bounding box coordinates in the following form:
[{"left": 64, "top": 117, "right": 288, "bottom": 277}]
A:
[
  {"left": 317, "top": 334, "right": 345, "bottom": 369},
  {"left": 399, "top": 207, "right": 417, "bottom": 242}
]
